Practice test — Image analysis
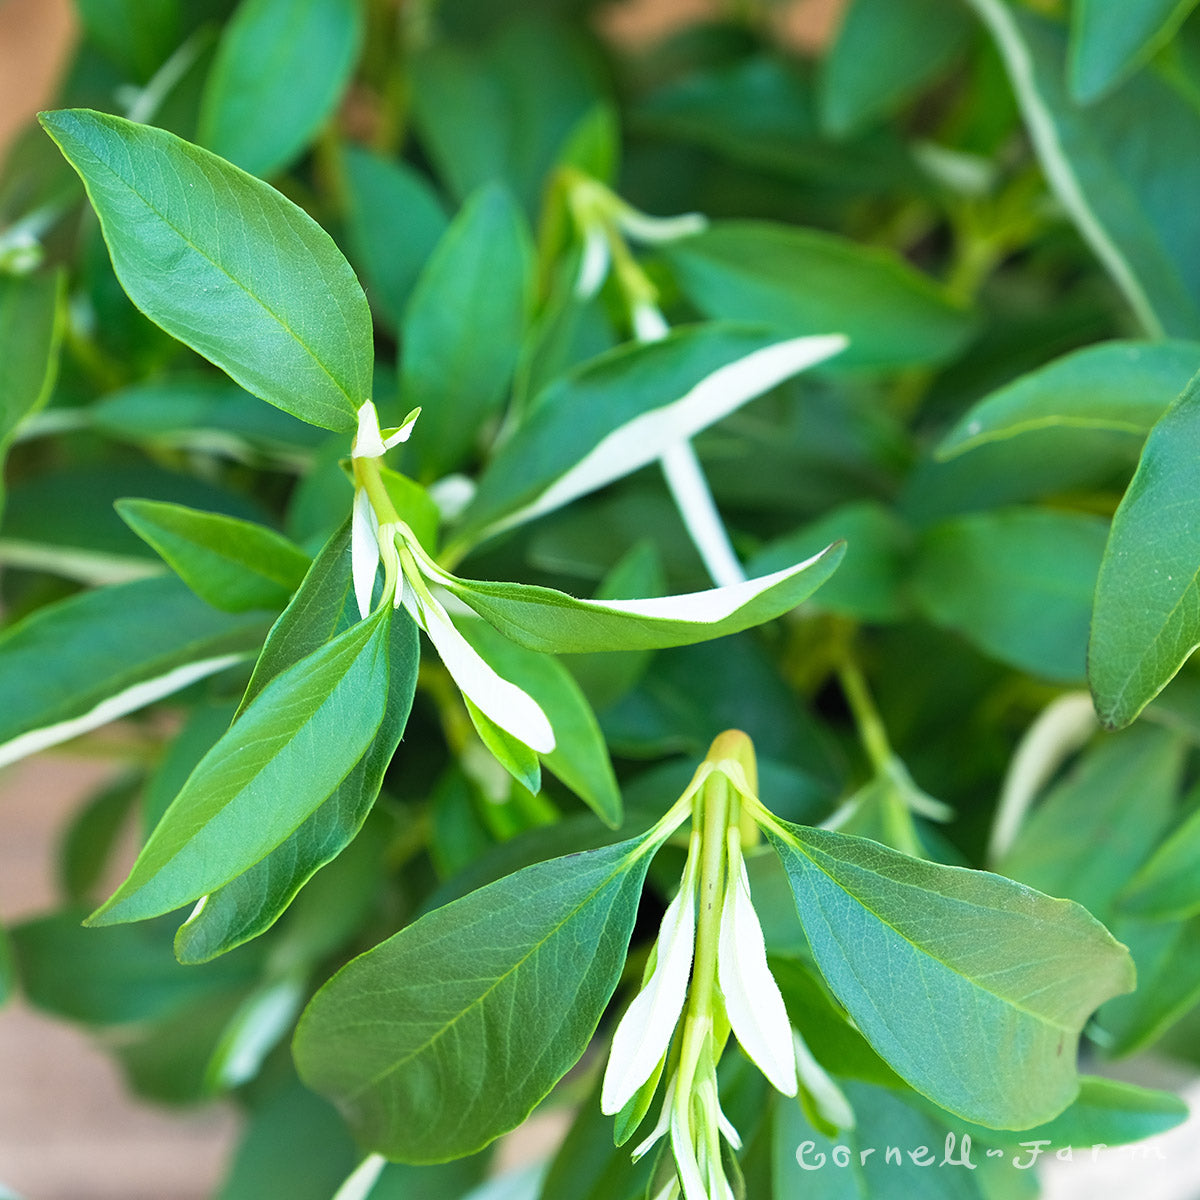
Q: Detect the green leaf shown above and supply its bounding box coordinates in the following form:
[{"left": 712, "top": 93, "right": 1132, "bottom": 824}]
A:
[
  {"left": 440, "top": 542, "right": 845, "bottom": 655},
  {"left": 143, "top": 700, "right": 239, "bottom": 834},
  {"left": 39, "top": 108, "right": 373, "bottom": 431},
  {"left": 116, "top": 498, "right": 311, "bottom": 612},
  {"left": 911, "top": 507, "right": 1108, "bottom": 682},
  {"left": 409, "top": 19, "right": 601, "bottom": 213},
  {"left": 0, "top": 269, "right": 66, "bottom": 522},
  {"left": 0, "top": 575, "right": 265, "bottom": 772},
  {"left": 1070, "top": 0, "right": 1198, "bottom": 103},
  {"left": 0, "top": 923, "right": 14, "bottom": 1009},
  {"left": 968, "top": 0, "right": 1200, "bottom": 337},
  {"left": 820, "top": 0, "right": 973, "bottom": 136},
  {"left": 936, "top": 340, "right": 1200, "bottom": 459},
  {"left": 748, "top": 501, "right": 912, "bottom": 624},
  {"left": 401, "top": 184, "right": 533, "bottom": 478},
  {"left": 458, "top": 617, "right": 621, "bottom": 826},
  {"left": 199, "top": 0, "right": 364, "bottom": 177},
  {"left": 75, "top": 0, "right": 181, "bottom": 83},
  {"left": 660, "top": 223, "right": 974, "bottom": 369},
  {"left": 1090, "top": 371, "right": 1200, "bottom": 726},
  {"left": 89, "top": 603, "right": 392, "bottom": 926},
  {"left": 175, "top": 532, "right": 419, "bottom": 963},
  {"left": 10, "top": 909, "right": 257, "bottom": 1026},
  {"left": 931, "top": 1075, "right": 1189, "bottom": 1148},
  {"left": 1095, "top": 915, "right": 1200, "bottom": 1055},
  {"left": 458, "top": 324, "right": 845, "bottom": 544},
  {"left": 1120, "top": 786, "right": 1200, "bottom": 921},
  {"left": 342, "top": 145, "right": 448, "bottom": 329},
  {"left": 59, "top": 772, "right": 142, "bottom": 903},
  {"left": 293, "top": 836, "right": 655, "bottom": 1161},
  {"left": 464, "top": 696, "right": 542, "bottom": 796},
  {"left": 765, "top": 822, "right": 1135, "bottom": 1129},
  {"left": 998, "top": 725, "right": 1186, "bottom": 921}
]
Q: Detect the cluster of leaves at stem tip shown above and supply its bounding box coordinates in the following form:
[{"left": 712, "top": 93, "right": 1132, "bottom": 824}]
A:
[{"left": 4, "top": 0, "right": 1200, "bottom": 1198}]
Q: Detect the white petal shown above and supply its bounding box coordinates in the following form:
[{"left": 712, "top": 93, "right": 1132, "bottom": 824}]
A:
[
  {"left": 576, "top": 225, "right": 611, "bottom": 299},
  {"left": 352, "top": 400, "right": 387, "bottom": 458},
  {"left": 0, "top": 652, "right": 244, "bottom": 772},
  {"left": 601, "top": 842, "right": 699, "bottom": 1114},
  {"left": 494, "top": 334, "right": 846, "bottom": 535},
  {"left": 351, "top": 488, "right": 381, "bottom": 619},
  {"left": 382, "top": 406, "right": 422, "bottom": 448},
  {"left": 616, "top": 206, "right": 707, "bottom": 244},
  {"left": 332, "top": 1154, "right": 387, "bottom": 1200},
  {"left": 718, "top": 858, "right": 798, "bottom": 1097},
  {"left": 404, "top": 588, "right": 556, "bottom": 753},
  {"left": 793, "top": 1028, "right": 856, "bottom": 1132},
  {"left": 659, "top": 439, "right": 745, "bottom": 588},
  {"left": 633, "top": 301, "right": 670, "bottom": 343},
  {"left": 630, "top": 1086, "right": 673, "bottom": 1161},
  {"left": 669, "top": 1105, "right": 708, "bottom": 1200}
]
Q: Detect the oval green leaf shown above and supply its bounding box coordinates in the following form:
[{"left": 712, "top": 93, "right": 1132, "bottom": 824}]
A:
[{"left": 39, "top": 108, "right": 372, "bottom": 431}]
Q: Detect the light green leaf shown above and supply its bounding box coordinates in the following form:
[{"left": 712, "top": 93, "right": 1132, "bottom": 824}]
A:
[
  {"left": 911, "top": 507, "right": 1108, "bottom": 682},
  {"left": 401, "top": 183, "right": 532, "bottom": 478},
  {"left": 0, "top": 575, "right": 265, "bottom": 772},
  {"left": 199, "top": 0, "right": 363, "bottom": 178},
  {"left": 1120, "top": 786, "right": 1200, "bottom": 921},
  {"left": 458, "top": 617, "right": 621, "bottom": 826},
  {"left": 820, "top": 0, "right": 973, "bottom": 137},
  {"left": 766, "top": 822, "right": 1135, "bottom": 1128},
  {"left": 968, "top": 0, "right": 1200, "bottom": 337},
  {"left": 937, "top": 340, "right": 1200, "bottom": 459},
  {"left": 176, "top": 524, "right": 420, "bottom": 963},
  {"left": 342, "top": 145, "right": 448, "bottom": 329},
  {"left": 117, "top": 498, "right": 311, "bottom": 612},
  {"left": 660, "top": 222, "right": 974, "bottom": 369},
  {"left": 1089, "top": 371, "right": 1200, "bottom": 727},
  {"left": 293, "top": 836, "right": 655, "bottom": 1161},
  {"left": 40, "top": 108, "right": 373, "bottom": 431},
  {"left": 1070, "top": 0, "right": 1198, "bottom": 103},
  {"left": 998, "top": 725, "right": 1186, "bottom": 921},
  {"left": 458, "top": 324, "right": 846, "bottom": 544},
  {"left": 89, "top": 603, "right": 391, "bottom": 926},
  {"left": 0, "top": 269, "right": 66, "bottom": 522}
]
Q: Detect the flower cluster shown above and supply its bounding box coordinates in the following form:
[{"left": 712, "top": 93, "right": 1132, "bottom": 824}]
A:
[{"left": 603, "top": 732, "right": 853, "bottom": 1199}]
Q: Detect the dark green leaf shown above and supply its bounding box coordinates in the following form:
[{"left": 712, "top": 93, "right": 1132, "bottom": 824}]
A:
[
  {"left": 766, "top": 822, "right": 1135, "bottom": 1128},
  {"left": 748, "top": 501, "right": 912, "bottom": 623},
  {"left": 59, "top": 772, "right": 142, "bottom": 903},
  {"left": 40, "top": 108, "right": 373, "bottom": 430},
  {"left": 998, "top": 725, "right": 1186, "bottom": 921},
  {"left": 199, "top": 0, "right": 364, "bottom": 177},
  {"left": 10, "top": 909, "right": 257, "bottom": 1025},
  {"left": 143, "top": 700, "right": 239, "bottom": 834},
  {"left": 661, "top": 223, "right": 974, "bottom": 369},
  {"left": 293, "top": 836, "right": 655, "bottom": 1161},
  {"left": 0, "top": 269, "right": 65, "bottom": 523},
  {"left": 820, "top": 0, "right": 973, "bottom": 136},
  {"left": 342, "top": 145, "right": 448, "bottom": 329},
  {"left": 444, "top": 541, "right": 845, "bottom": 654},
  {"left": 970, "top": 1, "right": 1200, "bottom": 337},
  {"left": 117, "top": 498, "right": 310, "bottom": 612},
  {"left": 174, "top": 526, "right": 419, "bottom": 962},
  {"left": 1070, "top": 0, "right": 1198, "bottom": 102},
  {"left": 911, "top": 507, "right": 1108, "bottom": 682},
  {"left": 89, "top": 603, "right": 391, "bottom": 925},
  {"left": 401, "top": 183, "right": 532, "bottom": 478},
  {"left": 1120, "top": 786, "right": 1200, "bottom": 920},
  {"left": 936, "top": 340, "right": 1200, "bottom": 460},
  {"left": 1090, "top": 371, "right": 1200, "bottom": 726},
  {"left": 460, "top": 324, "right": 843, "bottom": 544},
  {"left": 458, "top": 617, "right": 621, "bottom": 825},
  {"left": 0, "top": 575, "right": 265, "bottom": 772},
  {"left": 0, "top": 923, "right": 14, "bottom": 1009},
  {"left": 75, "top": 0, "right": 182, "bottom": 83}
]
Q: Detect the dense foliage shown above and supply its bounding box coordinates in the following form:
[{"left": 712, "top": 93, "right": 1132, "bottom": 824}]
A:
[{"left": 2, "top": 0, "right": 1199, "bottom": 1197}]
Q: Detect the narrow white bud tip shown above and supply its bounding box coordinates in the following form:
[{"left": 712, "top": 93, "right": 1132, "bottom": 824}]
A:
[{"left": 352, "top": 400, "right": 387, "bottom": 459}]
